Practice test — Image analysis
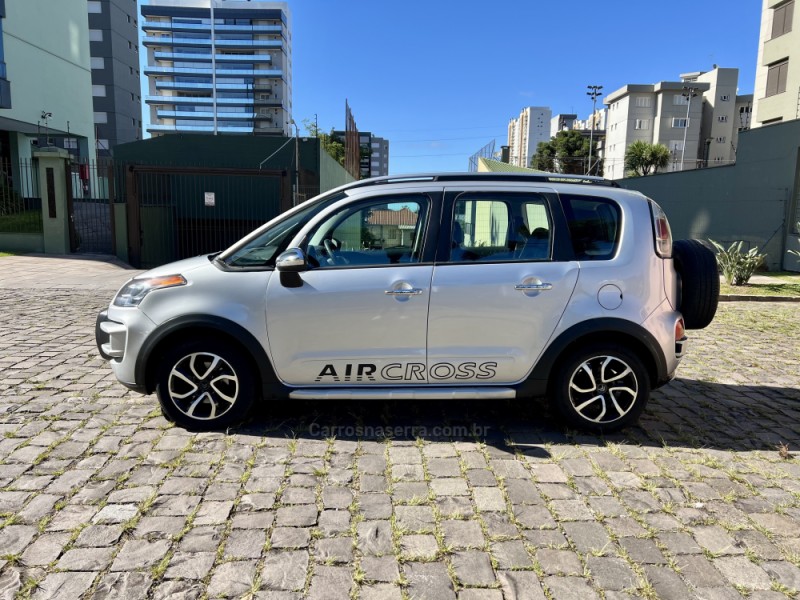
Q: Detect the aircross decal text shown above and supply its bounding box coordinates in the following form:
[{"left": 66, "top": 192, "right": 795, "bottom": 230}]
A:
[{"left": 314, "top": 361, "right": 498, "bottom": 382}]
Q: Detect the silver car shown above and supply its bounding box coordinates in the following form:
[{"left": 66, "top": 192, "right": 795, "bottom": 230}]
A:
[{"left": 96, "top": 173, "right": 719, "bottom": 432}]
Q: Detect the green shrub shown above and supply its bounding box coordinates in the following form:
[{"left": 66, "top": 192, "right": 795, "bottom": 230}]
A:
[
  {"left": 709, "top": 239, "right": 767, "bottom": 286},
  {"left": 789, "top": 222, "right": 799, "bottom": 262}
]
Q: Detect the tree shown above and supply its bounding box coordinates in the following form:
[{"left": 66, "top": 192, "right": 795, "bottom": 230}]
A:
[
  {"left": 531, "top": 130, "right": 601, "bottom": 176},
  {"left": 531, "top": 141, "right": 555, "bottom": 172},
  {"left": 302, "top": 118, "right": 345, "bottom": 166},
  {"left": 624, "top": 141, "right": 671, "bottom": 177}
]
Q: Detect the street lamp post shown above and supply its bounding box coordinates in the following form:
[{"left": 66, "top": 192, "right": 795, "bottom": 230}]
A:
[
  {"left": 291, "top": 119, "right": 299, "bottom": 206},
  {"left": 680, "top": 86, "right": 698, "bottom": 171},
  {"left": 586, "top": 85, "right": 603, "bottom": 175}
]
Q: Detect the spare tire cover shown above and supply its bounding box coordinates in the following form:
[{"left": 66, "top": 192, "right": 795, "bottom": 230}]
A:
[{"left": 672, "top": 239, "right": 719, "bottom": 330}]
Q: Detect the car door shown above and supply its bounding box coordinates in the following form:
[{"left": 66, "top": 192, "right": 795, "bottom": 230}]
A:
[
  {"left": 426, "top": 188, "right": 579, "bottom": 385},
  {"left": 265, "top": 191, "right": 438, "bottom": 386}
]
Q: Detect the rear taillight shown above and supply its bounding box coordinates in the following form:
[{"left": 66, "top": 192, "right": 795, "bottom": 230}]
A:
[
  {"left": 675, "top": 317, "right": 686, "bottom": 341},
  {"left": 650, "top": 200, "right": 673, "bottom": 258}
]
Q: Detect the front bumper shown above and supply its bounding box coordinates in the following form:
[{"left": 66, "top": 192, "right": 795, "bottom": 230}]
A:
[{"left": 95, "top": 308, "right": 154, "bottom": 394}]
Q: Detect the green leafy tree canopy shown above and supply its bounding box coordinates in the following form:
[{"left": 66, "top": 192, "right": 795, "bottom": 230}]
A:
[{"left": 531, "top": 130, "right": 601, "bottom": 176}]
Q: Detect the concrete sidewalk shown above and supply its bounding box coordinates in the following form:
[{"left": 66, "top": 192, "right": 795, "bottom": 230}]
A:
[{"left": 0, "top": 254, "right": 142, "bottom": 291}]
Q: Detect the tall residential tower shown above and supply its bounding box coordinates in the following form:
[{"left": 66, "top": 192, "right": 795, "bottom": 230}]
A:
[
  {"left": 507, "top": 106, "right": 552, "bottom": 169},
  {"left": 141, "top": 0, "right": 292, "bottom": 136},
  {"left": 88, "top": 0, "right": 142, "bottom": 156}
]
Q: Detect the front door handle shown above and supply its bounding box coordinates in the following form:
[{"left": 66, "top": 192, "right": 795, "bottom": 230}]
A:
[
  {"left": 515, "top": 283, "right": 553, "bottom": 291},
  {"left": 385, "top": 288, "right": 423, "bottom": 296}
]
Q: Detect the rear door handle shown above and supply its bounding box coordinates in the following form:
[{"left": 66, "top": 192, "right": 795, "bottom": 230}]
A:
[
  {"left": 385, "top": 288, "right": 423, "bottom": 296},
  {"left": 515, "top": 283, "right": 553, "bottom": 291}
]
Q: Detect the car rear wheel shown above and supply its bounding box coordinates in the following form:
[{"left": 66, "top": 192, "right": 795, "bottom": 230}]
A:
[
  {"left": 553, "top": 343, "right": 650, "bottom": 433},
  {"left": 673, "top": 239, "right": 719, "bottom": 329},
  {"left": 155, "top": 339, "right": 256, "bottom": 431}
]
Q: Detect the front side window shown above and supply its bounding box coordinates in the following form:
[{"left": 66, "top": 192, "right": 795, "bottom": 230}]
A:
[
  {"left": 221, "top": 193, "right": 345, "bottom": 267},
  {"left": 449, "top": 194, "right": 551, "bottom": 262},
  {"left": 307, "top": 195, "right": 428, "bottom": 268},
  {"left": 562, "top": 195, "right": 621, "bottom": 260}
]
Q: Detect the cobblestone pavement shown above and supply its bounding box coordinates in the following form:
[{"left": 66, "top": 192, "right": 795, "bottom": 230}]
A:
[{"left": 1, "top": 258, "right": 799, "bottom": 600}]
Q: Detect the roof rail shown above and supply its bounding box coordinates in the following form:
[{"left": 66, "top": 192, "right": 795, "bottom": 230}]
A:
[{"left": 344, "top": 172, "right": 620, "bottom": 190}]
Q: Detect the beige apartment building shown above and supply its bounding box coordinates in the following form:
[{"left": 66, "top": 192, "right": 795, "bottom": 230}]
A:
[
  {"left": 752, "top": 0, "right": 798, "bottom": 126},
  {"left": 603, "top": 68, "right": 750, "bottom": 180}
]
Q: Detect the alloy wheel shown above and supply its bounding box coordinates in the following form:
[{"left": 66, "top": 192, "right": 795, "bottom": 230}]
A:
[
  {"left": 568, "top": 355, "right": 639, "bottom": 424},
  {"left": 167, "top": 352, "right": 239, "bottom": 420}
]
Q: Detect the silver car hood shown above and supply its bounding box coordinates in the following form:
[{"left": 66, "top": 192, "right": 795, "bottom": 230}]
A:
[{"left": 135, "top": 254, "right": 215, "bottom": 279}]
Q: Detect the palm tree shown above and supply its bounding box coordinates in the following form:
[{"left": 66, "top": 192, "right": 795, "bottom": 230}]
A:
[{"left": 624, "top": 141, "right": 671, "bottom": 177}]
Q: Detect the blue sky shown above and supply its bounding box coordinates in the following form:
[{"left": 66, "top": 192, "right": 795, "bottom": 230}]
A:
[
  {"left": 290, "top": 0, "right": 761, "bottom": 174},
  {"left": 140, "top": 0, "right": 762, "bottom": 175}
]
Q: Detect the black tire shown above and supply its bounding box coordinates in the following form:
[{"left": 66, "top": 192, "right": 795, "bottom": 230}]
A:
[
  {"left": 673, "top": 239, "right": 719, "bottom": 330},
  {"left": 155, "top": 338, "right": 257, "bottom": 431},
  {"left": 552, "top": 343, "right": 650, "bottom": 433}
]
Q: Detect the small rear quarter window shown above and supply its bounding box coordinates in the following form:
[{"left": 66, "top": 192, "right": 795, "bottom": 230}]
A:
[{"left": 562, "top": 195, "right": 621, "bottom": 260}]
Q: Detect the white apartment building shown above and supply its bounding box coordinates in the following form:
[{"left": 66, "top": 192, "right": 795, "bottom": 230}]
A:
[
  {"left": 752, "top": 0, "right": 798, "bottom": 126},
  {"left": 507, "top": 106, "right": 551, "bottom": 168},
  {"left": 603, "top": 68, "right": 748, "bottom": 180},
  {"left": 142, "top": 0, "right": 292, "bottom": 136}
]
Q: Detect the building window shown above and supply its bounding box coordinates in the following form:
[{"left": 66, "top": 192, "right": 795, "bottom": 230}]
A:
[
  {"left": 634, "top": 119, "right": 649, "bottom": 130},
  {"left": 772, "top": 0, "right": 794, "bottom": 38},
  {"left": 634, "top": 97, "right": 651, "bottom": 108},
  {"left": 673, "top": 94, "right": 689, "bottom": 106},
  {"left": 88, "top": 1, "right": 102, "bottom": 13},
  {"left": 92, "top": 85, "right": 106, "bottom": 97},
  {"left": 720, "top": 95, "right": 730, "bottom": 101},
  {"left": 716, "top": 136, "right": 726, "bottom": 143},
  {"left": 717, "top": 115, "right": 728, "bottom": 122},
  {"left": 672, "top": 118, "right": 688, "bottom": 128},
  {"left": 64, "top": 138, "right": 78, "bottom": 150},
  {"left": 93, "top": 112, "right": 108, "bottom": 124},
  {"left": 89, "top": 29, "right": 103, "bottom": 42},
  {"left": 97, "top": 139, "right": 110, "bottom": 151},
  {"left": 90, "top": 57, "right": 105, "bottom": 70},
  {"left": 766, "top": 59, "right": 789, "bottom": 97}
]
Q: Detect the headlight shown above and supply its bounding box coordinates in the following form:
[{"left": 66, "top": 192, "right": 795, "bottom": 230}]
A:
[{"left": 113, "top": 275, "right": 187, "bottom": 307}]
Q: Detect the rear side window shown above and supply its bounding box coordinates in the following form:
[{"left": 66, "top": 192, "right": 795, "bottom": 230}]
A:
[{"left": 562, "top": 195, "right": 621, "bottom": 260}]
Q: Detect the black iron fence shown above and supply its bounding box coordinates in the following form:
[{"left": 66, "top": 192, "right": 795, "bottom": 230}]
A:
[
  {"left": 68, "top": 159, "right": 115, "bottom": 254},
  {"left": 0, "top": 159, "right": 42, "bottom": 235}
]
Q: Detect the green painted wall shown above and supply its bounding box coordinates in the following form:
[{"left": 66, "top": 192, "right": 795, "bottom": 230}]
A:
[
  {"left": 618, "top": 120, "right": 800, "bottom": 272},
  {"left": 0, "top": 233, "right": 44, "bottom": 253},
  {"left": 319, "top": 146, "right": 356, "bottom": 193}
]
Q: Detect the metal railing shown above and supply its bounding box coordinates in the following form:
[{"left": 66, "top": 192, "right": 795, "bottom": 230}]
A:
[{"left": 0, "top": 159, "right": 42, "bottom": 235}]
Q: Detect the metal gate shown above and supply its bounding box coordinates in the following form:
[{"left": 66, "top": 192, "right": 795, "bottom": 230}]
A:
[
  {"left": 124, "top": 164, "right": 290, "bottom": 268},
  {"left": 68, "top": 160, "right": 115, "bottom": 254}
]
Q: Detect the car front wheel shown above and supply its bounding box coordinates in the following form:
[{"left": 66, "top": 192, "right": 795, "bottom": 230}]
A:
[
  {"left": 553, "top": 343, "right": 650, "bottom": 433},
  {"left": 155, "top": 339, "right": 256, "bottom": 430}
]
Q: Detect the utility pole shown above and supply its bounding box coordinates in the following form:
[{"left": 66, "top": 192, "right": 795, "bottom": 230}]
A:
[
  {"left": 680, "top": 86, "right": 698, "bottom": 171},
  {"left": 586, "top": 85, "right": 603, "bottom": 175},
  {"left": 291, "top": 119, "right": 299, "bottom": 206}
]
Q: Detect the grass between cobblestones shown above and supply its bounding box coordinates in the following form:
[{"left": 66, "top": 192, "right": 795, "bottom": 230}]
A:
[{"left": 0, "top": 291, "right": 799, "bottom": 599}]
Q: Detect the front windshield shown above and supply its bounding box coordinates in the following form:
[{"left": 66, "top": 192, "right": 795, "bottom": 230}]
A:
[{"left": 220, "top": 192, "right": 346, "bottom": 267}]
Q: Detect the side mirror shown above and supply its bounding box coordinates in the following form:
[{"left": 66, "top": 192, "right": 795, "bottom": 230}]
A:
[{"left": 276, "top": 248, "right": 308, "bottom": 272}]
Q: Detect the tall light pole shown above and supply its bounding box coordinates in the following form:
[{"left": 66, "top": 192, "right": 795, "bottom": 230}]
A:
[
  {"left": 586, "top": 85, "right": 603, "bottom": 175},
  {"left": 680, "top": 86, "right": 698, "bottom": 171},
  {"left": 291, "top": 119, "right": 299, "bottom": 206}
]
